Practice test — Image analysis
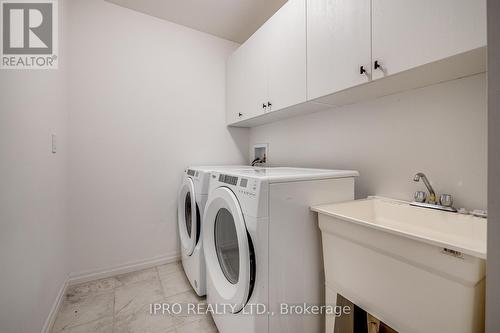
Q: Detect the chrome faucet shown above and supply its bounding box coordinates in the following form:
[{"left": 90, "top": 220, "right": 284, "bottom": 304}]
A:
[
  {"left": 411, "top": 172, "right": 457, "bottom": 212},
  {"left": 413, "top": 172, "right": 437, "bottom": 203}
]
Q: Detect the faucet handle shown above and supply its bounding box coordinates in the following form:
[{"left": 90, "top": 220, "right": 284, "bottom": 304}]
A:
[
  {"left": 414, "top": 191, "right": 427, "bottom": 203},
  {"left": 439, "top": 194, "right": 453, "bottom": 207}
]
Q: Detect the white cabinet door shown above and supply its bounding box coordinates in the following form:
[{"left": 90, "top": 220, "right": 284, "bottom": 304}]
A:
[
  {"left": 372, "top": 0, "right": 487, "bottom": 80},
  {"left": 266, "top": 0, "right": 307, "bottom": 112},
  {"left": 243, "top": 27, "right": 269, "bottom": 118},
  {"left": 226, "top": 27, "right": 268, "bottom": 124},
  {"left": 226, "top": 47, "right": 246, "bottom": 124},
  {"left": 307, "top": 0, "right": 371, "bottom": 100}
]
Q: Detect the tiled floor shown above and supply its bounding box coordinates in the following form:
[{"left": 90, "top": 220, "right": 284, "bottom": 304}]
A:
[{"left": 51, "top": 262, "right": 218, "bottom": 333}]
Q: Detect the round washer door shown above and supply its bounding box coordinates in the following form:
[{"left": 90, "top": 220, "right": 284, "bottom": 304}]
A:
[
  {"left": 178, "top": 177, "right": 198, "bottom": 256},
  {"left": 204, "top": 187, "right": 252, "bottom": 313}
]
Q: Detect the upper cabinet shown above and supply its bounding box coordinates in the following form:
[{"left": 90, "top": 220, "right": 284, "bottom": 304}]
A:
[
  {"left": 226, "top": 0, "right": 306, "bottom": 124},
  {"left": 226, "top": 26, "right": 268, "bottom": 124},
  {"left": 227, "top": 0, "right": 487, "bottom": 127},
  {"left": 266, "top": 0, "right": 307, "bottom": 112},
  {"left": 371, "top": 0, "right": 487, "bottom": 80},
  {"left": 307, "top": 0, "right": 372, "bottom": 100}
]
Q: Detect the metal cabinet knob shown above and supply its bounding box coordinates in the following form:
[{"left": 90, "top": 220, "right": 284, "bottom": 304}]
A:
[
  {"left": 374, "top": 60, "right": 383, "bottom": 70},
  {"left": 262, "top": 103, "right": 267, "bottom": 109},
  {"left": 360, "top": 65, "right": 367, "bottom": 75},
  {"left": 238, "top": 112, "right": 243, "bottom": 117},
  {"left": 267, "top": 101, "right": 272, "bottom": 107}
]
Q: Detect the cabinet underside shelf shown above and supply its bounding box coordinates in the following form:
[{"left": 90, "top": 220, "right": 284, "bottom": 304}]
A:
[{"left": 228, "top": 46, "right": 486, "bottom": 128}]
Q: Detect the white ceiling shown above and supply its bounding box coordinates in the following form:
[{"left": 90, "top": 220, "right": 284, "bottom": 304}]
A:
[{"left": 105, "top": 0, "right": 288, "bottom": 43}]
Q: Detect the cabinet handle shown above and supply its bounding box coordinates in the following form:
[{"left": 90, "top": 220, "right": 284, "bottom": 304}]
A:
[
  {"left": 360, "top": 66, "right": 367, "bottom": 75},
  {"left": 238, "top": 112, "right": 243, "bottom": 117},
  {"left": 374, "top": 60, "right": 383, "bottom": 70},
  {"left": 267, "top": 102, "right": 272, "bottom": 107},
  {"left": 262, "top": 103, "right": 267, "bottom": 109}
]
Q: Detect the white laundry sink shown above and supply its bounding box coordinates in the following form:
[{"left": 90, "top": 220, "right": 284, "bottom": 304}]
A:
[
  {"left": 312, "top": 196, "right": 486, "bottom": 259},
  {"left": 312, "top": 197, "right": 487, "bottom": 333}
]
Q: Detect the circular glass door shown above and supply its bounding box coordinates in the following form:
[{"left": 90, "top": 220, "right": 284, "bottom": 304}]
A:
[
  {"left": 203, "top": 187, "right": 253, "bottom": 313},
  {"left": 215, "top": 208, "right": 240, "bottom": 284},
  {"left": 184, "top": 192, "right": 193, "bottom": 237},
  {"left": 177, "top": 177, "right": 198, "bottom": 255}
]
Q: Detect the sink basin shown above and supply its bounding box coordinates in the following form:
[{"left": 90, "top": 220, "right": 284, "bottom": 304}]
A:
[
  {"left": 312, "top": 196, "right": 487, "bottom": 333},
  {"left": 312, "top": 196, "right": 486, "bottom": 259}
]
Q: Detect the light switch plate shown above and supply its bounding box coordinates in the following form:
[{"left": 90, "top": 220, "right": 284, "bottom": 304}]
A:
[{"left": 51, "top": 133, "right": 57, "bottom": 154}]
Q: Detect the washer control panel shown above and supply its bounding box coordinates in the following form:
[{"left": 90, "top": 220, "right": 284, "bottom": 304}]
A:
[
  {"left": 219, "top": 174, "right": 238, "bottom": 185},
  {"left": 212, "top": 172, "right": 265, "bottom": 217},
  {"left": 237, "top": 177, "right": 258, "bottom": 198},
  {"left": 217, "top": 174, "right": 258, "bottom": 197}
]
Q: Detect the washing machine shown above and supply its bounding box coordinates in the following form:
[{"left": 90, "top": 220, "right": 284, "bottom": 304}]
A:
[
  {"left": 178, "top": 165, "right": 255, "bottom": 296},
  {"left": 203, "top": 167, "right": 359, "bottom": 333}
]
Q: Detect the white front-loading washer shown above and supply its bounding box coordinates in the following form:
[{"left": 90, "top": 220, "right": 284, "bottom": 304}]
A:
[
  {"left": 177, "top": 165, "right": 254, "bottom": 296},
  {"left": 203, "top": 168, "right": 359, "bottom": 333}
]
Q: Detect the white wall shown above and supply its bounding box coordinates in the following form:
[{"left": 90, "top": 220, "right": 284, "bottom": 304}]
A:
[
  {"left": 0, "top": 1, "right": 69, "bottom": 332},
  {"left": 67, "top": 0, "right": 249, "bottom": 277},
  {"left": 486, "top": 0, "right": 500, "bottom": 331},
  {"left": 250, "top": 74, "right": 487, "bottom": 210}
]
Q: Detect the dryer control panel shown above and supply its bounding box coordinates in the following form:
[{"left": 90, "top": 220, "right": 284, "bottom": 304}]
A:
[{"left": 186, "top": 169, "right": 200, "bottom": 178}]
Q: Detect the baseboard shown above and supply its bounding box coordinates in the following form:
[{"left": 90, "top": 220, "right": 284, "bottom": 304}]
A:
[
  {"left": 41, "top": 279, "right": 68, "bottom": 333},
  {"left": 67, "top": 252, "right": 181, "bottom": 286}
]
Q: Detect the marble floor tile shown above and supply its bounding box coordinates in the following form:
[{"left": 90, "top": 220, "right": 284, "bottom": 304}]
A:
[
  {"left": 175, "top": 316, "right": 218, "bottom": 333},
  {"left": 52, "top": 292, "right": 114, "bottom": 332},
  {"left": 50, "top": 263, "right": 218, "bottom": 333},
  {"left": 115, "top": 268, "right": 159, "bottom": 287},
  {"left": 165, "top": 290, "right": 207, "bottom": 324},
  {"left": 58, "top": 316, "right": 113, "bottom": 333},
  {"left": 114, "top": 277, "right": 164, "bottom": 319},
  {"left": 158, "top": 270, "right": 192, "bottom": 298},
  {"left": 65, "top": 278, "right": 117, "bottom": 303},
  {"left": 113, "top": 302, "right": 179, "bottom": 333},
  {"left": 156, "top": 262, "right": 182, "bottom": 278}
]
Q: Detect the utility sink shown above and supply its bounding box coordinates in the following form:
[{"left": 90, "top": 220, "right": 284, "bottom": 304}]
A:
[
  {"left": 312, "top": 197, "right": 487, "bottom": 333},
  {"left": 312, "top": 196, "right": 487, "bottom": 259}
]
